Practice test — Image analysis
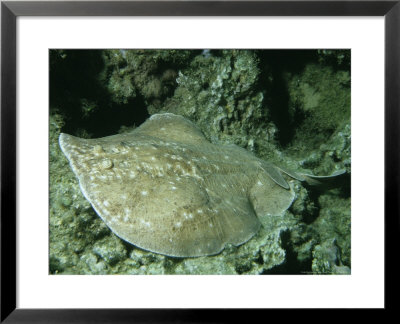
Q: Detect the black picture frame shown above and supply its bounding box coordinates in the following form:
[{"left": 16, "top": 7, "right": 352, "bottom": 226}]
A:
[{"left": 1, "top": 0, "right": 398, "bottom": 321}]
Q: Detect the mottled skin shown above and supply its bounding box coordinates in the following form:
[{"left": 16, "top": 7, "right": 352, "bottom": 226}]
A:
[{"left": 59, "top": 113, "right": 341, "bottom": 257}]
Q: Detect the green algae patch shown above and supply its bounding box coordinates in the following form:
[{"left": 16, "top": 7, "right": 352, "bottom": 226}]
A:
[{"left": 286, "top": 64, "right": 351, "bottom": 156}]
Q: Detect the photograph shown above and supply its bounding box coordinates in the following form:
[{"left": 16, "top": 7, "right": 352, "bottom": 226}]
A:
[
  {"left": 2, "top": 0, "right": 395, "bottom": 318},
  {"left": 49, "top": 49, "right": 351, "bottom": 275}
]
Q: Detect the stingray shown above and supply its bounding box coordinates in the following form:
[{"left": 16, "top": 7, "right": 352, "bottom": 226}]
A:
[{"left": 59, "top": 113, "right": 345, "bottom": 257}]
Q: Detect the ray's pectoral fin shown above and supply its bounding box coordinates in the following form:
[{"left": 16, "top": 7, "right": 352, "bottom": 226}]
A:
[{"left": 249, "top": 173, "right": 295, "bottom": 218}]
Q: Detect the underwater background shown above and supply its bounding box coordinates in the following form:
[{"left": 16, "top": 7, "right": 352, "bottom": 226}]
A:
[{"left": 49, "top": 49, "right": 351, "bottom": 275}]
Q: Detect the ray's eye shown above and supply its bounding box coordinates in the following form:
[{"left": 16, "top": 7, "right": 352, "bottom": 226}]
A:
[{"left": 100, "top": 159, "right": 113, "bottom": 170}]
